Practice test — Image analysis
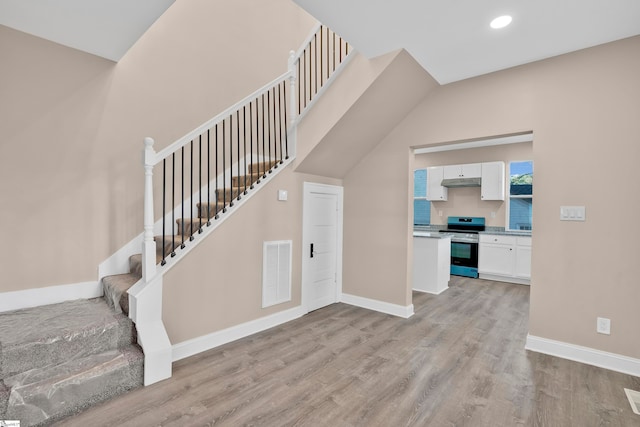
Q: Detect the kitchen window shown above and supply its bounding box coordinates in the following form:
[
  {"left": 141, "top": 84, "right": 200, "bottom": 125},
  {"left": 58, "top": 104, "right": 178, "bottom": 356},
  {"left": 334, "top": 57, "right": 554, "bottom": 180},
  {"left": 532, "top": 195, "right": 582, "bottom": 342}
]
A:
[
  {"left": 413, "top": 169, "right": 431, "bottom": 225},
  {"left": 508, "top": 160, "right": 533, "bottom": 231}
]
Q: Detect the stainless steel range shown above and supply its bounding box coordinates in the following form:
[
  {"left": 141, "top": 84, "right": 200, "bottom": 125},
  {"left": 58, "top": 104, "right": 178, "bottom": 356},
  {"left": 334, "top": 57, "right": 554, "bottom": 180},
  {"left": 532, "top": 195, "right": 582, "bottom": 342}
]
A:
[{"left": 439, "top": 216, "right": 485, "bottom": 278}]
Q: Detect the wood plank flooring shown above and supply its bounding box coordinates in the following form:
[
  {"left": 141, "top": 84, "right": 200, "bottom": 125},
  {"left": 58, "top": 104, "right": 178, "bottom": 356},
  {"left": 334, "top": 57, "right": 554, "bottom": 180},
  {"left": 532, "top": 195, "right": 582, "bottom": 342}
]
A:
[{"left": 54, "top": 277, "right": 640, "bottom": 426}]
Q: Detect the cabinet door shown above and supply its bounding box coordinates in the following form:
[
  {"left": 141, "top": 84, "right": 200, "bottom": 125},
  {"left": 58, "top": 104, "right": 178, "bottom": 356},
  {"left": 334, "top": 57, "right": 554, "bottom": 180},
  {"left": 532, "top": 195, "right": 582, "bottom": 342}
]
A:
[
  {"left": 443, "top": 165, "right": 461, "bottom": 180},
  {"left": 479, "top": 243, "right": 514, "bottom": 276},
  {"left": 481, "top": 162, "right": 505, "bottom": 201},
  {"left": 515, "top": 246, "right": 532, "bottom": 279},
  {"left": 426, "top": 167, "right": 448, "bottom": 201},
  {"left": 461, "top": 163, "right": 482, "bottom": 178}
]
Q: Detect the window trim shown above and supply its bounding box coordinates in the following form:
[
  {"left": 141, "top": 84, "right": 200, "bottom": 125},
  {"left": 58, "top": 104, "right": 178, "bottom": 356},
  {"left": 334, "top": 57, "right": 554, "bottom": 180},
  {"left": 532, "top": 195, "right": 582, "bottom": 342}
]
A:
[
  {"left": 413, "top": 168, "right": 431, "bottom": 226},
  {"left": 506, "top": 160, "right": 533, "bottom": 232}
]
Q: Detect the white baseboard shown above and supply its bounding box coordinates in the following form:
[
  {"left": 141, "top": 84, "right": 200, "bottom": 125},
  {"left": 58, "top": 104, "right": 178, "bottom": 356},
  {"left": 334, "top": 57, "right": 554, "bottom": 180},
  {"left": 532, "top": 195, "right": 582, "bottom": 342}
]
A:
[
  {"left": 525, "top": 334, "right": 640, "bottom": 377},
  {"left": 172, "top": 306, "right": 306, "bottom": 362},
  {"left": 98, "top": 233, "right": 143, "bottom": 280},
  {"left": 479, "top": 273, "right": 530, "bottom": 286},
  {"left": 0, "top": 281, "right": 102, "bottom": 313},
  {"left": 412, "top": 286, "right": 449, "bottom": 295},
  {"left": 341, "top": 293, "right": 414, "bottom": 319}
]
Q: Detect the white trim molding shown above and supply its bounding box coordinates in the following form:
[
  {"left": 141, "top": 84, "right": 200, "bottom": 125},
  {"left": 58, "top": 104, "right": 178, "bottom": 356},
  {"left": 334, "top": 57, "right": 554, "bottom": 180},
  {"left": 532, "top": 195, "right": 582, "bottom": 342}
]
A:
[
  {"left": 172, "top": 306, "right": 306, "bottom": 362},
  {"left": 341, "top": 293, "right": 414, "bottom": 319},
  {"left": 0, "top": 281, "right": 102, "bottom": 313},
  {"left": 526, "top": 334, "right": 640, "bottom": 377}
]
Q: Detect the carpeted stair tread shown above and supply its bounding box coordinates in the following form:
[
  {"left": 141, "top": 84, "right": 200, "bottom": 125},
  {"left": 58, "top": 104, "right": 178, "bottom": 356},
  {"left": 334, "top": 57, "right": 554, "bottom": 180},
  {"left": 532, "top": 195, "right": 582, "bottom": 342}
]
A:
[
  {"left": 4, "top": 345, "right": 143, "bottom": 426},
  {"left": 175, "top": 218, "right": 209, "bottom": 238},
  {"left": 176, "top": 218, "right": 207, "bottom": 236},
  {"left": 215, "top": 186, "right": 244, "bottom": 202},
  {"left": 197, "top": 201, "right": 226, "bottom": 219},
  {"left": 155, "top": 234, "right": 187, "bottom": 257},
  {"left": 102, "top": 273, "right": 139, "bottom": 315},
  {"left": 0, "top": 380, "right": 8, "bottom": 419},
  {"left": 128, "top": 253, "right": 164, "bottom": 278},
  {"left": 248, "top": 160, "right": 280, "bottom": 174},
  {"left": 0, "top": 298, "right": 136, "bottom": 379},
  {"left": 231, "top": 172, "right": 261, "bottom": 187}
]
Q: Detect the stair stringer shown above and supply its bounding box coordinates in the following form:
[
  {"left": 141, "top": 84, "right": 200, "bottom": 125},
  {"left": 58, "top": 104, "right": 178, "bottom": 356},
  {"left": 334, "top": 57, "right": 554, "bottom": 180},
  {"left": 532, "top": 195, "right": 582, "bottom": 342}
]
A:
[{"left": 126, "top": 156, "right": 295, "bottom": 385}]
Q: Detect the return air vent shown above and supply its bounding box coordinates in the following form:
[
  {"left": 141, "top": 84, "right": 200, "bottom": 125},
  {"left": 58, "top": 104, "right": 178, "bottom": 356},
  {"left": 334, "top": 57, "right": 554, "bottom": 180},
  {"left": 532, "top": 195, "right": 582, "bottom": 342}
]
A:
[
  {"left": 262, "top": 240, "right": 292, "bottom": 308},
  {"left": 625, "top": 388, "right": 640, "bottom": 415}
]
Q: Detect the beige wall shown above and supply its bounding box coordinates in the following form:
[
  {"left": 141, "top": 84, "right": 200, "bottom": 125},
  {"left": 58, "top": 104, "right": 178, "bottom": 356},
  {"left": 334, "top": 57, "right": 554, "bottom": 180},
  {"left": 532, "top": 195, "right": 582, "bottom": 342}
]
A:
[
  {"left": 0, "top": 0, "right": 316, "bottom": 292},
  {"left": 342, "top": 36, "right": 640, "bottom": 358},
  {"left": 414, "top": 142, "right": 533, "bottom": 227},
  {"left": 163, "top": 170, "right": 341, "bottom": 343}
]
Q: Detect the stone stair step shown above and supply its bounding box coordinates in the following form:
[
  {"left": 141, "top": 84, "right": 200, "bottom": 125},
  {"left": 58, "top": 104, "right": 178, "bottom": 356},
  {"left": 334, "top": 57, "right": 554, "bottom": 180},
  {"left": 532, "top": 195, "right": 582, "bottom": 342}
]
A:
[
  {"left": 248, "top": 160, "right": 279, "bottom": 174},
  {"left": 0, "top": 298, "right": 136, "bottom": 379},
  {"left": 4, "top": 345, "right": 143, "bottom": 426},
  {"left": 102, "top": 273, "right": 139, "bottom": 315},
  {"left": 197, "top": 201, "right": 226, "bottom": 219}
]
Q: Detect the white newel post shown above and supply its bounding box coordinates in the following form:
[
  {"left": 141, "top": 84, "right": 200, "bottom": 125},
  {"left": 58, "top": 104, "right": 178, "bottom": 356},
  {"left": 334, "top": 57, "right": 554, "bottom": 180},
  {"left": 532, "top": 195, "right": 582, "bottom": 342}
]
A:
[
  {"left": 288, "top": 50, "right": 297, "bottom": 157},
  {"left": 142, "top": 137, "right": 157, "bottom": 282}
]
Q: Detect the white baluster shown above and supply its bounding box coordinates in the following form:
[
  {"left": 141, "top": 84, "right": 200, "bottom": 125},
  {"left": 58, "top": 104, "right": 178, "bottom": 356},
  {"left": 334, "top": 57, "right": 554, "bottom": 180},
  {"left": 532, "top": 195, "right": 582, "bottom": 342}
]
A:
[
  {"left": 288, "top": 50, "right": 297, "bottom": 157},
  {"left": 288, "top": 50, "right": 297, "bottom": 125},
  {"left": 142, "top": 137, "right": 157, "bottom": 282}
]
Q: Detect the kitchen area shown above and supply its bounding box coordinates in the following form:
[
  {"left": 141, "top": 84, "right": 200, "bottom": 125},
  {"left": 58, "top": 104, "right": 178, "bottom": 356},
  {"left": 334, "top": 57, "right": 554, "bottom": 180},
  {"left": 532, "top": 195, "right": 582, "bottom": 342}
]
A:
[{"left": 412, "top": 137, "right": 533, "bottom": 294}]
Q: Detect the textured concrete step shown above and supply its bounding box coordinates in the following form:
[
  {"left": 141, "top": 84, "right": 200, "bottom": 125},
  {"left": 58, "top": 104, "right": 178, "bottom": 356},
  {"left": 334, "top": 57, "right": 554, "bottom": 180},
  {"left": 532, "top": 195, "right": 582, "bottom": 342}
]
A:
[
  {"left": 0, "top": 299, "right": 136, "bottom": 379},
  {"left": 4, "top": 345, "right": 143, "bottom": 426}
]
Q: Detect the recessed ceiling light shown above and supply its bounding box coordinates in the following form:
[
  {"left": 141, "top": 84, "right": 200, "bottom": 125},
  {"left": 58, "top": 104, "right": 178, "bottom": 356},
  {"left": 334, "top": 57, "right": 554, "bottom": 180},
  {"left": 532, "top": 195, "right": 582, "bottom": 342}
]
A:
[{"left": 490, "top": 15, "right": 512, "bottom": 29}]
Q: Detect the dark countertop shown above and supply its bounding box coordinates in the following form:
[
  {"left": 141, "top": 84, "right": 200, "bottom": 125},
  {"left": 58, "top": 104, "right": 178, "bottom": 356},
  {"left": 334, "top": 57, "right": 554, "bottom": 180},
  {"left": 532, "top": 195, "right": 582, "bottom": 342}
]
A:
[
  {"left": 480, "top": 230, "right": 532, "bottom": 237},
  {"left": 413, "top": 231, "right": 452, "bottom": 239}
]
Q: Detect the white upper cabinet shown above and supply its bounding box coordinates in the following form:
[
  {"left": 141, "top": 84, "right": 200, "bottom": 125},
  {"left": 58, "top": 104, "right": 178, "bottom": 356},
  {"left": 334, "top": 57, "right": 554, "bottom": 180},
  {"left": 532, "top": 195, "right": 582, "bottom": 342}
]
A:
[
  {"left": 443, "top": 163, "right": 482, "bottom": 179},
  {"left": 426, "top": 167, "right": 448, "bottom": 201},
  {"left": 481, "top": 161, "right": 505, "bottom": 201}
]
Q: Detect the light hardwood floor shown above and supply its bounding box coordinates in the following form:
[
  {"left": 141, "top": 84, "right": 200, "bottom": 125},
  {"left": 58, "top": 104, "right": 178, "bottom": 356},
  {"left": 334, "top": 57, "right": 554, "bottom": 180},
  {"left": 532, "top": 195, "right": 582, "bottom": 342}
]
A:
[{"left": 55, "top": 277, "right": 640, "bottom": 426}]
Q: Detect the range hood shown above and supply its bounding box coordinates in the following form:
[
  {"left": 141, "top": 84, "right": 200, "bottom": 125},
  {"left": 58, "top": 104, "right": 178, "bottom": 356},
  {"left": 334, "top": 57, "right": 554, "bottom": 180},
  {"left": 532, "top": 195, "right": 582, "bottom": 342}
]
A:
[{"left": 440, "top": 177, "right": 482, "bottom": 188}]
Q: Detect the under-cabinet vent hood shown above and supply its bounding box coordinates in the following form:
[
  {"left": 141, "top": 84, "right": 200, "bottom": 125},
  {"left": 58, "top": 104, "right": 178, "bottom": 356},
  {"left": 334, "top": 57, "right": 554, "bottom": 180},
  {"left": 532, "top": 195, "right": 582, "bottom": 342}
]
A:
[{"left": 440, "top": 177, "right": 482, "bottom": 188}]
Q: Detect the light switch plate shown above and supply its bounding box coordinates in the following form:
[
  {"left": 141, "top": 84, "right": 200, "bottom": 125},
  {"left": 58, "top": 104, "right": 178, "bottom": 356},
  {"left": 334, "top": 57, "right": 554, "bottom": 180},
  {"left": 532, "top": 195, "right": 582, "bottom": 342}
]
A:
[
  {"left": 560, "top": 206, "right": 586, "bottom": 221},
  {"left": 278, "top": 190, "right": 288, "bottom": 201}
]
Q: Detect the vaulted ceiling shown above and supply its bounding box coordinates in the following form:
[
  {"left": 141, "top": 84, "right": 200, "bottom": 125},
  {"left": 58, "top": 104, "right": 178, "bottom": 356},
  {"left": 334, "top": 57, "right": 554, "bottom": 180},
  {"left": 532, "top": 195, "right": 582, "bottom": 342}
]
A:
[
  {"left": 293, "top": 0, "right": 640, "bottom": 84},
  {"left": 0, "top": 0, "right": 175, "bottom": 61}
]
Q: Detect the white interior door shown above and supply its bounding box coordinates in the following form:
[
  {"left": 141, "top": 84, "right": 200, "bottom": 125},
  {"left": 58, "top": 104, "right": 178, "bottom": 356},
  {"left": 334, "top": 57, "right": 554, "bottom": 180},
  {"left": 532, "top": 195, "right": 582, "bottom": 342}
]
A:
[{"left": 302, "top": 182, "right": 343, "bottom": 313}]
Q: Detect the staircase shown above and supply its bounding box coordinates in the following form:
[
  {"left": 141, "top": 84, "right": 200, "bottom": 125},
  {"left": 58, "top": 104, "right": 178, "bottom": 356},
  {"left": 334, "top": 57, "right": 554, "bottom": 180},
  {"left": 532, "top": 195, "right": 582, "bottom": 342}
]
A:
[
  {"left": 0, "top": 160, "right": 280, "bottom": 426},
  {"left": 104, "top": 159, "right": 281, "bottom": 312},
  {"left": 0, "top": 297, "right": 143, "bottom": 426},
  {"left": 0, "top": 22, "right": 351, "bottom": 426}
]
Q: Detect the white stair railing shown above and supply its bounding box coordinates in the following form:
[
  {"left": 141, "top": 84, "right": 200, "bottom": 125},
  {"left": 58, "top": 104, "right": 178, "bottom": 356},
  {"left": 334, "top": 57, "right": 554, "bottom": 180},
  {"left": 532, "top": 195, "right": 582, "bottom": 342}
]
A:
[{"left": 130, "top": 24, "right": 352, "bottom": 386}]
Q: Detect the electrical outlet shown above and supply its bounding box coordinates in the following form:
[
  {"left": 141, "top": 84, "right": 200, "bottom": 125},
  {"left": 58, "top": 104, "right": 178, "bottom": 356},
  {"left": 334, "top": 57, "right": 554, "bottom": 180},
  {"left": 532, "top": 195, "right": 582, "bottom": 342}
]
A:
[{"left": 597, "top": 317, "right": 611, "bottom": 335}]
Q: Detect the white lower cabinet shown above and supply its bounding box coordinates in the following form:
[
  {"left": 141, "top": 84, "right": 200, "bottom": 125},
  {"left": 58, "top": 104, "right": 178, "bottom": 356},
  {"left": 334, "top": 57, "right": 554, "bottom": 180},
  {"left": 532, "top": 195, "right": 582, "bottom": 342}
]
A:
[
  {"left": 479, "top": 234, "right": 531, "bottom": 285},
  {"left": 413, "top": 236, "right": 451, "bottom": 294}
]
